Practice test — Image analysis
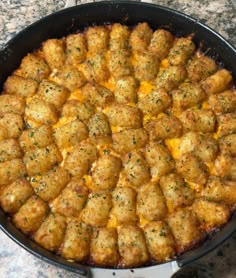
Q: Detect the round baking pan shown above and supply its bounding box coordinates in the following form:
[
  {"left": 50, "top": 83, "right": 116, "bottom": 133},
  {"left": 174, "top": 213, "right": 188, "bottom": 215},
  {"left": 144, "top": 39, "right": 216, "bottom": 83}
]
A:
[{"left": 0, "top": 1, "right": 236, "bottom": 277}]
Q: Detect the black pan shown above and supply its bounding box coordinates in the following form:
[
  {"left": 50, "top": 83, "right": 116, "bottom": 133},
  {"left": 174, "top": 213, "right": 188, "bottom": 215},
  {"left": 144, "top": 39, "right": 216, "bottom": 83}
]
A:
[{"left": 0, "top": 1, "right": 236, "bottom": 277}]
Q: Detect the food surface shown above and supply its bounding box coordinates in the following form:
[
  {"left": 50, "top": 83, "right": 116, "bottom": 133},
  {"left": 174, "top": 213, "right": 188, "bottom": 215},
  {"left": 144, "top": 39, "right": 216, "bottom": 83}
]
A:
[{"left": 0, "top": 22, "right": 235, "bottom": 268}]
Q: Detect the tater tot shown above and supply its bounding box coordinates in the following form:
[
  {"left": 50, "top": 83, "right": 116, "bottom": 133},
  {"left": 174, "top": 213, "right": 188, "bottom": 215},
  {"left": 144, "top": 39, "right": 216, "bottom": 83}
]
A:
[
  {"left": 0, "top": 139, "right": 22, "bottom": 163},
  {"left": 209, "top": 90, "right": 236, "bottom": 114},
  {"left": 149, "top": 29, "right": 174, "bottom": 60},
  {"left": 37, "top": 79, "right": 69, "bottom": 110},
  {"left": 201, "top": 176, "right": 225, "bottom": 203},
  {"left": 155, "top": 65, "right": 187, "bottom": 91},
  {"left": 31, "top": 166, "right": 70, "bottom": 202},
  {"left": 91, "top": 154, "right": 122, "bottom": 190},
  {"left": 167, "top": 209, "right": 203, "bottom": 253},
  {"left": 108, "top": 49, "right": 132, "bottom": 79},
  {"left": 17, "top": 53, "right": 50, "bottom": 82},
  {"left": 201, "top": 69, "right": 233, "bottom": 95},
  {"left": 187, "top": 55, "right": 217, "bottom": 82},
  {"left": 114, "top": 76, "right": 139, "bottom": 103},
  {"left": 52, "top": 65, "right": 85, "bottom": 91},
  {"left": 137, "top": 182, "right": 167, "bottom": 221},
  {"left": 118, "top": 225, "right": 149, "bottom": 267},
  {"left": 60, "top": 220, "right": 92, "bottom": 261},
  {"left": 81, "top": 191, "right": 112, "bottom": 227},
  {"left": 25, "top": 98, "right": 58, "bottom": 125},
  {"left": 145, "top": 142, "right": 175, "bottom": 180},
  {"left": 91, "top": 228, "right": 119, "bottom": 266},
  {"left": 144, "top": 221, "right": 176, "bottom": 262},
  {"left": 62, "top": 99, "right": 94, "bottom": 123},
  {"left": 0, "top": 113, "right": 24, "bottom": 138},
  {"left": 176, "top": 152, "right": 208, "bottom": 185},
  {"left": 172, "top": 83, "right": 206, "bottom": 110},
  {"left": 0, "top": 159, "right": 26, "bottom": 186},
  {"left": 84, "top": 53, "right": 109, "bottom": 83},
  {"left": 177, "top": 132, "right": 218, "bottom": 163},
  {"left": 123, "top": 151, "right": 150, "bottom": 188},
  {"left": 202, "top": 176, "right": 236, "bottom": 206},
  {"left": 113, "top": 128, "right": 148, "bottom": 154},
  {"left": 147, "top": 114, "right": 182, "bottom": 141},
  {"left": 81, "top": 82, "right": 113, "bottom": 108},
  {"left": 214, "top": 153, "right": 236, "bottom": 181},
  {"left": 13, "top": 195, "right": 49, "bottom": 235},
  {"left": 53, "top": 119, "right": 88, "bottom": 149},
  {"left": 112, "top": 186, "right": 137, "bottom": 224},
  {"left": 160, "top": 173, "right": 195, "bottom": 212},
  {"left": 192, "top": 198, "right": 230, "bottom": 231},
  {"left": 138, "top": 88, "right": 171, "bottom": 116},
  {"left": 42, "top": 39, "right": 65, "bottom": 70},
  {"left": 64, "top": 140, "right": 97, "bottom": 177},
  {"left": 109, "top": 23, "right": 130, "bottom": 51},
  {"left": 4, "top": 75, "right": 38, "bottom": 97},
  {"left": 53, "top": 179, "right": 88, "bottom": 217},
  {"left": 34, "top": 213, "right": 67, "bottom": 251},
  {"left": 168, "top": 37, "right": 196, "bottom": 66},
  {"left": 107, "top": 104, "right": 142, "bottom": 129},
  {"left": 88, "top": 112, "right": 111, "bottom": 144},
  {"left": 86, "top": 26, "right": 109, "bottom": 54},
  {"left": 0, "top": 179, "right": 34, "bottom": 214},
  {"left": 134, "top": 52, "right": 160, "bottom": 81},
  {"left": 19, "top": 125, "right": 53, "bottom": 152},
  {"left": 65, "top": 33, "right": 87, "bottom": 64},
  {"left": 130, "top": 23, "right": 153, "bottom": 52},
  {"left": 179, "top": 108, "right": 216, "bottom": 133},
  {"left": 0, "top": 95, "right": 25, "bottom": 115},
  {"left": 219, "top": 134, "right": 236, "bottom": 155},
  {"left": 217, "top": 112, "right": 236, "bottom": 137},
  {"left": 176, "top": 131, "right": 201, "bottom": 157},
  {"left": 195, "top": 135, "right": 218, "bottom": 163},
  {"left": 23, "top": 144, "right": 62, "bottom": 176}
]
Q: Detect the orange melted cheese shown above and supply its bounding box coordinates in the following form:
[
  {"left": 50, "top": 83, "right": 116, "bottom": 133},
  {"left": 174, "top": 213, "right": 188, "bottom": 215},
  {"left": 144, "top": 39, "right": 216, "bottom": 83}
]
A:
[
  {"left": 138, "top": 81, "right": 156, "bottom": 98},
  {"left": 68, "top": 89, "right": 86, "bottom": 102},
  {"left": 101, "top": 77, "right": 116, "bottom": 92},
  {"left": 107, "top": 213, "right": 118, "bottom": 228},
  {"left": 52, "top": 116, "right": 75, "bottom": 129},
  {"left": 165, "top": 138, "right": 182, "bottom": 160},
  {"left": 160, "top": 58, "right": 169, "bottom": 69}
]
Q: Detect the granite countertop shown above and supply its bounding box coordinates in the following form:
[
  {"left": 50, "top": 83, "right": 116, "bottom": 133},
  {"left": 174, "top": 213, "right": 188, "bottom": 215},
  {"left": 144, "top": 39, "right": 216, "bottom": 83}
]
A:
[{"left": 0, "top": 1, "right": 236, "bottom": 278}]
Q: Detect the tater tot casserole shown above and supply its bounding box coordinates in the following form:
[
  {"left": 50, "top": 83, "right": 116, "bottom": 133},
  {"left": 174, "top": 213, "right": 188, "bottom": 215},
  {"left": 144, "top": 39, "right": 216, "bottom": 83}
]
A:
[{"left": 0, "top": 22, "right": 236, "bottom": 268}]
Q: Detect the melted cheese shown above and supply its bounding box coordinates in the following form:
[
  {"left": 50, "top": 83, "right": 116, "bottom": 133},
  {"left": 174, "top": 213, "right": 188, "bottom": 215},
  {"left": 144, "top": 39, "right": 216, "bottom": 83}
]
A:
[
  {"left": 165, "top": 138, "right": 182, "bottom": 159},
  {"left": 187, "top": 181, "right": 204, "bottom": 194},
  {"left": 83, "top": 175, "right": 97, "bottom": 191},
  {"left": 52, "top": 116, "right": 76, "bottom": 129},
  {"left": 206, "top": 161, "right": 216, "bottom": 176},
  {"left": 160, "top": 58, "right": 169, "bottom": 69},
  {"left": 202, "top": 101, "right": 210, "bottom": 109},
  {"left": 138, "top": 214, "right": 149, "bottom": 228},
  {"left": 107, "top": 213, "right": 118, "bottom": 228},
  {"left": 101, "top": 76, "right": 116, "bottom": 92},
  {"left": 138, "top": 81, "right": 156, "bottom": 98},
  {"left": 68, "top": 88, "right": 85, "bottom": 102}
]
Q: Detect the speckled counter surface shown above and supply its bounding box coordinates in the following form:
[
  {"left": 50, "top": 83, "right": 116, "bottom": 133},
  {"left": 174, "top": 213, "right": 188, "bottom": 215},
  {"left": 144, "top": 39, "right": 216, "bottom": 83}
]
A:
[{"left": 0, "top": 1, "right": 236, "bottom": 278}]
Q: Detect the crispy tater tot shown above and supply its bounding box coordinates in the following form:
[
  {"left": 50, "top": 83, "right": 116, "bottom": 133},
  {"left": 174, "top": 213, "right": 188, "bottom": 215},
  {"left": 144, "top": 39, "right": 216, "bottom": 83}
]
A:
[
  {"left": 201, "top": 69, "right": 232, "bottom": 95},
  {"left": 149, "top": 29, "right": 174, "bottom": 60}
]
